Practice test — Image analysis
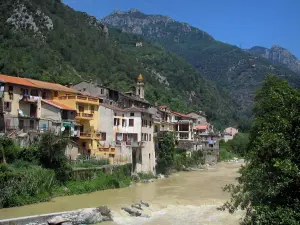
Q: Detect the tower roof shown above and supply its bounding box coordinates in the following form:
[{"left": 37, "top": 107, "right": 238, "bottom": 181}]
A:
[{"left": 137, "top": 73, "right": 143, "bottom": 81}]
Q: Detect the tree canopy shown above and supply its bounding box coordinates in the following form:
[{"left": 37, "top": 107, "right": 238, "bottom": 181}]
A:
[{"left": 220, "top": 74, "right": 300, "bottom": 224}]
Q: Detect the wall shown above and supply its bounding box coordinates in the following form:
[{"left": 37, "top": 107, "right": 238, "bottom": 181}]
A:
[
  {"left": 140, "top": 112, "right": 155, "bottom": 173},
  {"left": 71, "top": 82, "right": 108, "bottom": 98},
  {"left": 41, "top": 102, "right": 61, "bottom": 121},
  {"left": 98, "top": 105, "right": 114, "bottom": 147}
]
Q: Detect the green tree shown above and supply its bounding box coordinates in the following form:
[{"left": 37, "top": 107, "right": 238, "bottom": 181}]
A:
[
  {"left": 38, "top": 133, "right": 72, "bottom": 183},
  {"left": 156, "top": 133, "right": 176, "bottom": 174},
  {"left": 220, "top": 75, "right": 300, "bottom": 224}
]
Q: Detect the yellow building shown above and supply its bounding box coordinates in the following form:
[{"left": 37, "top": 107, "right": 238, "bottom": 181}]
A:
[
  {"left": 0, "top": 74, "right": 78, "bottom": 132},
  {"left": 54, "top": 93, "right": 101, "bottom": 156}
]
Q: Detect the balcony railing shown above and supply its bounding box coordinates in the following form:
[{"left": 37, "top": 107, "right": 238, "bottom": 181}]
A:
[
  {"left": 76, "top": 112, "right": 94, "bottom": 119},
  {"left": 79, "top": 132, "right": 101, "bottom": 139},
  {"left": 58, "top": 95, "right": 99, "bottom": 104}
]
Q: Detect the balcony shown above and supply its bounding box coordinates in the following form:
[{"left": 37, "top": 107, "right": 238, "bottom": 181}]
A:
[
  {"left": 79, "top": 132, "right": 101, "bottom": 140},
  {"left": 58, "top": 95, "right": 99, "bottom": 105},
  {"left": 76, "top": 112, "right": 94, "bottom": 120}
]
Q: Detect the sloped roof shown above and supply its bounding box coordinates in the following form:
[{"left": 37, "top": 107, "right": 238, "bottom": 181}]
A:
[
  {"left": 100, "top": 103, "right": 124, "bottom": 112},
  {"left": 26, "top": 78, "right": 78, "bottom": 93},
  {"left": 42, "top": 99, "right": 75, "bottom": 111},
  {"left": 172, "top": 111, "right": 193, "bottom": 119},
  {"left": 0, "top": 74, "right": 79, "bottom": 94},
  {"left": 0, "top": 74, "right": 38, "bottom": 88},
  {"left": 195, "top": 125, "right": 208, "bottom": 130}
]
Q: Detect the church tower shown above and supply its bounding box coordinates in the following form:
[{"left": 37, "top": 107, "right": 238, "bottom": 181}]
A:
[{"left": 136, "top": 73, "right": 145, "bottom": 99}]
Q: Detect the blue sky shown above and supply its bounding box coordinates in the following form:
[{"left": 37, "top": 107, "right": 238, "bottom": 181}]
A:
[{"left": 63, "top": 0, "right": 300, "bottom": 58}]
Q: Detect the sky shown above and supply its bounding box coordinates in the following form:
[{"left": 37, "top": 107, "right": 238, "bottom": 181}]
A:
[{"left": 63, "top": 0, "right": 300, "bottom": 59}]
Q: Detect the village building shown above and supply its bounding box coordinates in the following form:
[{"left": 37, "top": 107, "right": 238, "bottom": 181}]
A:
[
  {"left": 0, "top": 74, "right": 79, "bottom": 134},
  {"left": 223, "top": 127, "right": 239, "bottom": 142},
  {"left": 72, "top": 74, "right": 156, "bottom": 173}
]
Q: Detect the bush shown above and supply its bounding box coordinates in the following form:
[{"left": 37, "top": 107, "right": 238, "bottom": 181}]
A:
[
  {"left": 0, "top": 137, "right": 21, "bottom": 163},
  {"left": 0, "top": 165, "right": 56, "bottom": 208},
  {"left": 38, "top": 133, "right": 71, "bottom": 183}
]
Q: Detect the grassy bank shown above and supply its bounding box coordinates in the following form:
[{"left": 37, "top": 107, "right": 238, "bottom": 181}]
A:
[{"left": 0, "top": 134, "right": 132, "bottom": 209}]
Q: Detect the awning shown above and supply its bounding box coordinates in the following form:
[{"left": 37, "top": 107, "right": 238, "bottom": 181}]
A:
[{"left": 63, "top": 122, "right": 72, "bottom": 127}]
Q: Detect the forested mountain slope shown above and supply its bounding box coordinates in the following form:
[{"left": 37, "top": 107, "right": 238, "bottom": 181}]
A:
[
  {"left": 103, "top": 9, "right": 300, "bottom": 122},
  {"left": 0, "top": 0, "right": 236, "bottom": 128}
]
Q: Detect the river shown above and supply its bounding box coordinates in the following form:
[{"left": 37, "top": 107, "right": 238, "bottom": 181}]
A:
[{"left": 0, "top": 161, "right": 243, "bottom": 224}]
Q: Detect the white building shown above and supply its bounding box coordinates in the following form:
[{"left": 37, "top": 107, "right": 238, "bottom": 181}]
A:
[{"left": 223, "top": 127, "right": 239, "bottom": 142}]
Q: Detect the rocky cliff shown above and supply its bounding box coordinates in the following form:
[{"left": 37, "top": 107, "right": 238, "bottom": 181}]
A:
[{"left": 246, "top": 45, "right": 300, "bottom": 74}]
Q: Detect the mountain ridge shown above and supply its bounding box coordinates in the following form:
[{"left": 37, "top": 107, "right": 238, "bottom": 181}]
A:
[
  {"left": 103, "top": 9, "right": 300, "bottom": 122},
  {"left": 246, "top": 45, "right": 300, "bottom": 74},
  {"left": 0, "top": 0, "right": 236, "bottom": 129}
]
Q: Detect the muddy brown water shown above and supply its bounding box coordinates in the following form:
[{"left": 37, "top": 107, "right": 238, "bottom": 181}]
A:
[{"left": 0, "top": 161, "right": 244, "bottom": 224}]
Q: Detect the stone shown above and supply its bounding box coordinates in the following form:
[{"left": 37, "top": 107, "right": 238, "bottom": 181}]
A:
[
  {"left": 140, "top": 200, "right": 150, "bottom": 207},
  {"left": 122, "top": 207, "right": 142, "bottom": 217},
  {"left": 76, "top": 208, "right": 103, "bottom": 224},
  {"left": 131, "top": 204, "right": 143, "bottom": 211},
  {"left": 97, "top": 205, "right": 113, "bottom": 221},
  {"left": 47, "top": 216, "right": 70, "bottom": 225}
]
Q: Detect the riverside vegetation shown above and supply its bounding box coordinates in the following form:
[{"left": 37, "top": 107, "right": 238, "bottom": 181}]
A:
[
  {"left": 221, "top": 75, "right": 300, "bottom": 224},
  {"left": 0, "top": 133, "right": 131, "bottom": 208},
  {"left": 0, "top": 132, "right": 206, "bottom": 209}
]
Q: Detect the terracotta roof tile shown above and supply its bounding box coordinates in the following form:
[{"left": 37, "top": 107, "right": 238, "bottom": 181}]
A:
[
  {"left": 0, "top": 74, "right": 79, "bottom": 94},
  {"left": 0, "top": 74, "right": 38, "bottom": 88},
  {"left": 172, "top": 111, "right": 193, "bottom": 119},
  {"left": 26, "top": 78, "right": 78, "bottom": 93},
  {"left": 42, "top": 99, "right": 75, "bottom": 111},
  {"left": 195, "top": 125, "right": 208, "bottom": 130}
]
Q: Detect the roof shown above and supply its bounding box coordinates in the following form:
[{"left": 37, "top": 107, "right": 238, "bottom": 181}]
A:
[
  {"left": 0, "top": 74, "right": 79, "bottom": 94},
  {"left": 26, "top": 78, "right": 78, "bottom": 93},
  {"left": 124, "top": 107, "right": 154, "bottom": 114},
  {"left": 0, "top": 74, "right": 38, "bottom": 88},
  {"left": 100, "top": 103, "right": 124, "bottom": 112},
  {"left": 195, "top": 125, "right": 208, "bottom": 130},
  {"left": 120, "top": 92, "right": 149, "bottom": 104},
  {"left": 137, "top": 73, "right": 143, "bottom": 81},
  {"left": 172, "top": 111, "right": 193, "bottom": 119},
  {"left": 159, "top": 105, "right": 168, "bottom": 109},
  {"left": 42, "top": 99, "right": 76, "bottom": 111}
]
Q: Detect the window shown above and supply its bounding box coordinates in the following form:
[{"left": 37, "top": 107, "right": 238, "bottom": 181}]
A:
[
  {"left": 42, "top": 91, "right": 47, "bottom": 99},
  {"left": 114, "top": 118, "right": 120, "bottom": 126},
  {"left": 99, "top": 99, "right": 103, "bottom": 103},
  {"left": 54, "top": 91, "right": 58, "bottom": 97},
  {"left": 21, "top": 88, "right": 29, "bottom": 96},
  {"left": 19, "top": 120, "right": 24, "bottom": 130},
  {"left": 149, "top": 121, "right": 152, "bottom": 128},
  {"left": 130, "top": 112, "right": 134, "bottom": 117},
  {"left": 30, "top": 89, "right": 38, "bottom": 96},
  {"left": 122, "top": 119, "right": 127, "bottom": 127},
  {"left": 122, "top": 114, "right": 124, "bottom": 117},
  {"left": 4, "top": 102, "right": 11, "bottom": 112},
  {"left": 90, "top": 105, "right": 95, "bottom": 114},
  {"left": 9, "top": 93, "right": 13, "bottom": 100},
  {"left": 149, "top": 134, "right": 152, "bottom": 141},
  {"left": 78, "top": 105, "right": 84, "bottom": 112},
  {"left": 114, "top": 113, "right": 117, "bottom": 116},
  {"left": 8, "top": 86, "right": 13, "bottom": 92},
  {"left": 101, "top": 132, "right": 106, "bottom": 141},
  {"left": 133, "top": 134, "right": 138, "bottom": 141},
  {"left": 129, "top": 119, "right": 134, "bottom": 127},
  {"left": 100, "top": 89, "right": 104, "bottom": 94},
  {"left": 29, "top": 120, "right": 34, "bottom": 129}
]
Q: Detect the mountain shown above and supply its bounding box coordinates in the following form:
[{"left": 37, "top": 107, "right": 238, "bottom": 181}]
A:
[
  {"left": 0, "top": 0, "right": 237, "bottom": 129},
  {"left": 246, "top": 45, "right": 300, "bottom": 74},
  {"left": 103, "top": 9, "right": 300, "bottom": 121}
]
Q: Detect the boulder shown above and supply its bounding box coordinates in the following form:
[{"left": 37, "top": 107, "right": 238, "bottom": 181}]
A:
[
  {"left": 75, "top": 208, "right": 103, "bottom": 224},
  {"left": 97, "top": 206, "right": 113, "bottom": 221},
  {"left": 48, "top": 216, "right": 70, "bottom": 225},
  {"left": 140, "top": 200, "right": 150, "bottom": 207},
  {"left": 121, "top": 207, "right": 149, "bottom": 218},
  {"left": 131, "top": 203, "right": 143, "bottom": 211}
]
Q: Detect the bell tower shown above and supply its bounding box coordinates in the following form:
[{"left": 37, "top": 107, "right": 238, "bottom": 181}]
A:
[{"left": 136, "top": 73, "right": 145, "bottom": 99}]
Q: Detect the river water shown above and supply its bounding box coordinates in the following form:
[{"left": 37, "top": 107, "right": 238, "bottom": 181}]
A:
[{"left": 0, "top": 161, "right": 243, "bottom": 224}]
